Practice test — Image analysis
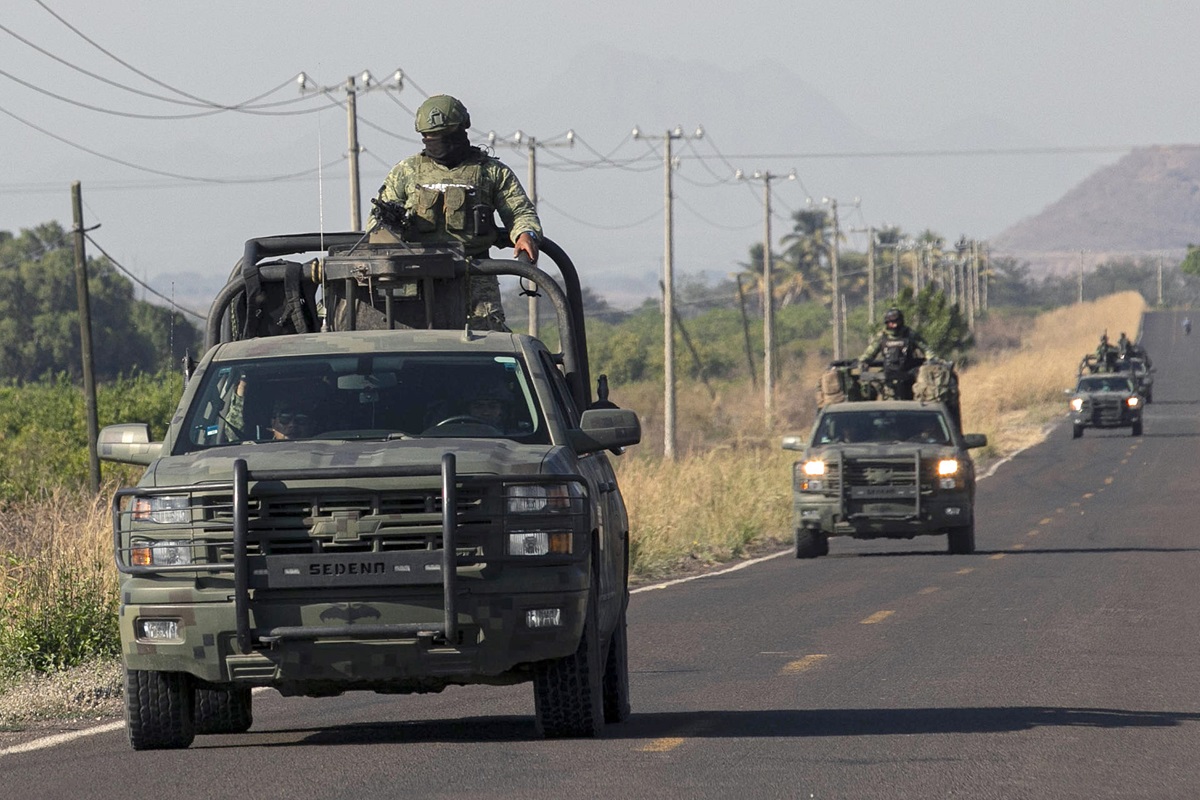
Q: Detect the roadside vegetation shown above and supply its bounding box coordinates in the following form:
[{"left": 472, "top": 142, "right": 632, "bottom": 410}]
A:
[{"left": 0, "top": 207, "right": 1161, "bottom": 724}]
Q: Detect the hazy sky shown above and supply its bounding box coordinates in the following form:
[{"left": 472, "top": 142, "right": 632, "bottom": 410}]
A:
[{"left": 2, "top": 1, "right": 1197, "bottom": 312}]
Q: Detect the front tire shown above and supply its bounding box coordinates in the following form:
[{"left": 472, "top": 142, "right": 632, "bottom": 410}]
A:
[
  {"left": 795, "top": 528, "right": 827, "bottom": 559},
  {"left": 601, "top": 609, "right": 631, "bottom": 724},
  {"left": 1132, "top": 421, "right": 1143, "bottom": 436},
  {"left": 1072, "top": 423, "right": 1083, "bottom": 439},
  {"left": 195, "top": 686, "right": 253, "bottom": 735},
  {"left": 947, "top": 522, "right": 976, "bottom": 555},
  {"left": 125, "top": 669, "right": 195, "bottom": 751},
  {"left": 533, "top": 594, "right": 604, "bottom": 738}
]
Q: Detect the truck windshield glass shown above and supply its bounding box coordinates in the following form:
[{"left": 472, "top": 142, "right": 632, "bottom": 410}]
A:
[
  {"left": 178, "top": 352, "right": 546, "bottom": 451},
  {"left": 814, "top": 410, "right": 951, "bottom": 445}
]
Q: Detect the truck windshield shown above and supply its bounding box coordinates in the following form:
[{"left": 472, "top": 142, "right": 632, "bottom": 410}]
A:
[
  {"left": 814, "top": 410, "right": 950, "bottom": 445},
  {"left": 177, "top": 352, "right": 546, "bottom": 451}
]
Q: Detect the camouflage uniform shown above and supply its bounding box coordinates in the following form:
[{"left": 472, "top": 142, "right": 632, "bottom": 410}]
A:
[
  {"left": 372, "top": 151, "right": 541, "bottom": 331},
  {"left": 859, "top": 313, "right": 938, "bottom": 401}
]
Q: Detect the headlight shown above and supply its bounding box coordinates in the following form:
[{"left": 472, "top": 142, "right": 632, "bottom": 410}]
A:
[
  {"left": 937, "top": 459, "right": 960, "bottom": 476},
  {"left": 1069, "top": 398, "right": 1084, "bottom": 412},
  {"left": 1126, "top": 396, "right": 1140, "bottom": 408},
  {"left": 803, "top": 461, "right": 826, "bottom": 476},
  {"left": 131, "top": 495, "right": 190, "bottom": 524},
  {"left": 507, "top": 531, "right": 573, "bottom": 555},
  {"left": 131, "top": 539, "right": 193, "bottom": 567},
  {"left": 506, "top": 484, "right": 571, "bottom": 513}
]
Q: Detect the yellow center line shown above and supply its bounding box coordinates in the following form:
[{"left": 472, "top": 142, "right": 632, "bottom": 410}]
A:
[
  {"left": 1012, "top": 543, "right": 1026, "bottom": 550},
  {"left": 956, "top": 567, "right": 975, "bottom": 575},
  {"left": 780, "top": 654, "right": 829, "bottom": 675},
  {"left": 918, "top": 586, "right": 939, "bottom": 595},
  {"left": 1083, "top": 492, "right": 1094, "bottom": 499},
  {"left": 640, "top": 737, "right": 686, "bottom": 752},
  {"left": 1027, "top": 530, "right": 1039, "bottom": 537},
  {"left": 989, "top": 553, "right": 1006, "bottom": 560},
  {"left": 1104, "top": 476, "right": 1114, "bottom": 485},
  {"left": 1039, "top": 518, "right": 1053, "bottom": 525},
  {"left": 861, "top": 610, "right": 894, "bottom": 624}
]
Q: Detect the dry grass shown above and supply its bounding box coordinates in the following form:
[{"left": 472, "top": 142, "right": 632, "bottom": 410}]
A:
[
  {"left": 617, "top": 291, "right": 1148, "bottom": 576},
  {"left": 0, "top": 294, "right": 1150, "bottom": 722}
]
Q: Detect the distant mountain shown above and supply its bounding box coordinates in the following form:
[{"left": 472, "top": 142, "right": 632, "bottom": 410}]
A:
[{"left": 992, "top": 145, "right": 1200, "bottom": 273}]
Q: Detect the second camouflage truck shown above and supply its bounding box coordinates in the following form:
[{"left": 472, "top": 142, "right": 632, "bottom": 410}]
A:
[
  {"left": 782, "top": 359, "right": 987, "bottom": 557},
  {"left": 99, "top": 233, "right": 640, "bottom": 749}
]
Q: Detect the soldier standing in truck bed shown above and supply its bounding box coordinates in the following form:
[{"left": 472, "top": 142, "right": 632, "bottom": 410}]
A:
[
  {"left": 369, "top": 94, "right": 543, "bottom": 331},
  {"left": 859, "top": 307, "right": 938, "bottom": 400}
]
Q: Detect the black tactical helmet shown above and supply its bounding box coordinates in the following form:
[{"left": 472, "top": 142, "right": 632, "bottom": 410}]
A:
[
  {"left": 415, "top": 95, "right": 470, "bottom": 135},
  {"left": 884, "top": 308, "right": 904, "bottom": 327}
]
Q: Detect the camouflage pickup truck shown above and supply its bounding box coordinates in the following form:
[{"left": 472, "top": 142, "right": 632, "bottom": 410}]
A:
[
  {"left": 99, "top": 234, "right": 640, "bottom": 749},
  {"left": 784, "top": 362, "right": 987, "bottom": 557},
  {"left": 1067, "top": 372, "right": 1144, "bottom": 438}
]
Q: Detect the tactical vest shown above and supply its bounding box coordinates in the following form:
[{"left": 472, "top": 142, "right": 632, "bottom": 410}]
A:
[
  {"left": 881, "top": 334, "right": 916, "bottom": 374},
  {"left": 407, "top": 154, "right": 497, "bottom": 255}
]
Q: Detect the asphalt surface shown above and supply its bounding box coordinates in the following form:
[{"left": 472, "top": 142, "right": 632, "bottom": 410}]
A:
[{"left": 5, "top": 310, "right": 1200, "bottom": 799}]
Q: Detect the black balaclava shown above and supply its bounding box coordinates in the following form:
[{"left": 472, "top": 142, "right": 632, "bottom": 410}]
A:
[{"left": 424, "top": 128, "right": 472, "bottom": 167}]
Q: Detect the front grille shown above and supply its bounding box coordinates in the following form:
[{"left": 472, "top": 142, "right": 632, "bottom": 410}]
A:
[
  {"left": 819, "top": 456, "right": 931, "bottom": 493},
  {"left": 1089, "top": 396, "right": 1126, "bottom": 425},
  {"left": 200, "top": 486, "right": 491, "bottom": 560}
]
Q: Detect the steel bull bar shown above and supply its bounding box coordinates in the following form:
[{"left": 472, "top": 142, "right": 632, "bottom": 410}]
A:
[{"left": 232, "top": 454, "right": 460, "bottom": 653}]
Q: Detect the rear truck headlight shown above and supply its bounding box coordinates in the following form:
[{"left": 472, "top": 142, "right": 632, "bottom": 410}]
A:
[
  {"left": 506, "top": 484, "right": 572, "bottom": 513},
  {"left": 131, "top": 495, "right": 190, "bottom": 524},
  {"left": 525, "top": 608, "right": 563, "bottom": 628},
  {"left": 1126, "top": 396, "right": 1140, "bottom": 408},
  {"left": 136, "top": 618, "right": 181, "bottom": 641},
  {"left": 1070, "top": 398, "right": 1084, "bottom": 412},
  {"left": 131, "top": 539, "right": 193, "bottom": 567},
  {"left": 507, "top": 531, "right": 573, "bottom": 556}
]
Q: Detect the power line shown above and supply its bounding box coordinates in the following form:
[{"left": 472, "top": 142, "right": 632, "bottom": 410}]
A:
[
  {"left": 538, "top": 197, "right": 660, "bottom": 231},
  {"left": 0, "top": 103, "right": 345, "bottom": 183},
  {"left": 83, "top": 232, "right": 205, "bottom": 320}
]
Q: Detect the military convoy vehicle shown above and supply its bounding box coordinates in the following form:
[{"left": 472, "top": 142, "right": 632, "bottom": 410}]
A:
[
  {"left": 1078, "top": 343, "right": 1154, "bottom": 403},
  {"left": 784, "top": 360, "right": 987, "bottom": 557},
  {"left": 98, "top": 233, "right": 641, "bottom": 749},
  {"left": 1067, "top": 373, "right": 1144, "bottom": 438}
]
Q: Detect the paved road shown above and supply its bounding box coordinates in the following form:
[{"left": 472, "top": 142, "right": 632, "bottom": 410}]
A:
[{"left": 5, "top": 310, "right": 1199, "bottom": 799}]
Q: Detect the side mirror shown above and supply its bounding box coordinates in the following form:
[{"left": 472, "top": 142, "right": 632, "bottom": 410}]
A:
[
  {"left": 98, "top": 423, "right": 163, "bottom": 466},
  {"left": 781, "top": 435, "right": 805, "bottom": 451},
  {"left": 568, "top": 409, "right": 641, "bottom": 454},
  {"left": 962, "top": 433, "right": 987, "bottom": 449}
]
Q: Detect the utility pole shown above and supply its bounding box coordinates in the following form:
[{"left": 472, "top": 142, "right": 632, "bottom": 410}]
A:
[
  {"left": 823, "top": 198, "right": 843, "bottom": 359},
  {"left": 867, "top": 226, "right": 876, "bottom": 325},
  {"left": 1158, "top": 256, "right": 1164, "bottom": 306},
  {"left": 298, "top": 70, "right": 404, "bottom": 230},
  {"left": 739, "top": 169, "right": 795, "bottom": 421},
  {"left": 71, "top": 182, "right": 100, "bottom": 494},
  {"left": 849, "top": 226, "right": 877, "bottom": 323},
  {"left": 1078, "top": 250, "right": 1085, "bottom": 304},
  {"left": 505, "top": 130, "right": 575, "bottom": 337},
  {"left": 633, "top": 125, "right": 703, "bottom": 460}
]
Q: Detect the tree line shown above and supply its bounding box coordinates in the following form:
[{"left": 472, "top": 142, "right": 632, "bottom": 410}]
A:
[{"left": 0, "top": 223, "right": 198, "bottom": 384}]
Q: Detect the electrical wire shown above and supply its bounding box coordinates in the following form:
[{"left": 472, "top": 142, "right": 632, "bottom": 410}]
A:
[
  {"left": 675, "top": 197, "right": 758, "bottom": 231},
  {"left": 0, "top": 102, "right": 345, "bottom": 183},
  {"left": 83, "top": 232, "right": 205, "bottom": 320},
  {"left": 538, "top": 197, "right": 660, "bottom": 231}
]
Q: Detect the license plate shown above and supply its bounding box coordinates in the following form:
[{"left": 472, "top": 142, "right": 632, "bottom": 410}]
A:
[{"left": 850, "top": 485, "right": 916, "bottom": 499}]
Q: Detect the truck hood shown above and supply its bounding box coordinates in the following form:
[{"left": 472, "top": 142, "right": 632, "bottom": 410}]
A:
[{"left": 144, "top": 439, "right": 564, "bottom": 487}]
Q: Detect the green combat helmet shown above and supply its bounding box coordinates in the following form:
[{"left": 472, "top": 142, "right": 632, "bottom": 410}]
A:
[{"left": 415, "top": 95, "right": 470, "bottom": 134}]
